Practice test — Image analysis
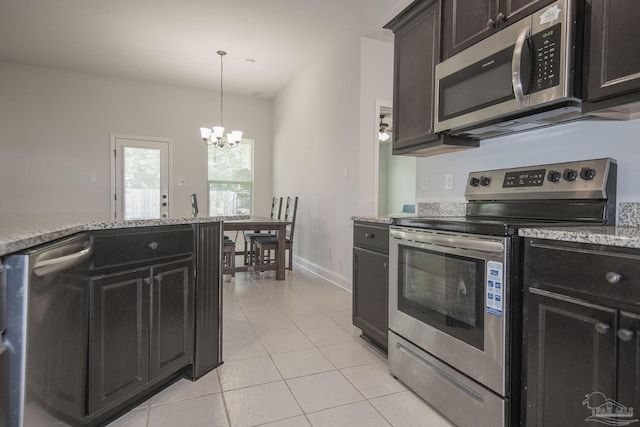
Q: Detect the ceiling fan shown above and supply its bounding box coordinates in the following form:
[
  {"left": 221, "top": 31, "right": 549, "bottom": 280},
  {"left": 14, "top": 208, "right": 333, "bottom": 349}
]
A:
[{"left": 379, "top": 114, "right": 392, "bottom": 142}]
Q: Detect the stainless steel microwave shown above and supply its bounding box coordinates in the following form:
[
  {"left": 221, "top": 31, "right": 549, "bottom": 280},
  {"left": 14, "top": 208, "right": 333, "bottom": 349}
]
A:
[{"left": 434, "top": 0, "right": 584, "bottom": 139}]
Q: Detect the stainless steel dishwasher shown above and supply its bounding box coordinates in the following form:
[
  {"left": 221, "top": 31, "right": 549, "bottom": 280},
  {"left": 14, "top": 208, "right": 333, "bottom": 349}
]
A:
[{"left": 5, "top": 233, "right": 92, "bottom": 427}]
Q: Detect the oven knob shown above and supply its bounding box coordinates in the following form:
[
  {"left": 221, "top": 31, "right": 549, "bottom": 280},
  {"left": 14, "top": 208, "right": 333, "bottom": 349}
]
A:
[
  {"left": 470, "top": 177, "right": 480, "bottom": 187},
  {"left": 480, "top": 176, "right": 491, "bottom": 186},
  {"left": 547, "top": 170, "right": 561, "bottom": 182},
  {"left": 579, "top": 167, "right": 596, "bottom": 180},
  {"left": 562, "top": 168, "right": 578, "bottom": 181}
]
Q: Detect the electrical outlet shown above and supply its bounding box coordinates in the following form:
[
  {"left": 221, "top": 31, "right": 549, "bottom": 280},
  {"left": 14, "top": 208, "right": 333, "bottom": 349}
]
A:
[
  {"left": 89, "top": 174, "right": 96, "bottom": 183},
  {"left": 420, "top": 175, "right": 429, "bottom": 191},
  {"left": 343, "top": 167, "right": 349, "bottom": 178},
  {"left": 445, "top": 173, "right": 454, "bottom": 190}
]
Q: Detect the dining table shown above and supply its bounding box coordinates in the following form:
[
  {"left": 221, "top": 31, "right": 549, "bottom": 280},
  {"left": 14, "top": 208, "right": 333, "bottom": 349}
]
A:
[{"left": 223, "top": 216, "right": 291, "bottom": 280}]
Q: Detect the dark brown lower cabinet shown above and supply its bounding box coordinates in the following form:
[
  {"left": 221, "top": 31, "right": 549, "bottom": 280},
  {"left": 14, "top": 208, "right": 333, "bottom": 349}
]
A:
[
  {"left": 150, "top": 259, "right": 194, "bottom": 381},
  {"left": 89, "top": 269, "right": 151, "bottom": 413},
  {"left": 525, "top": 288, "right": 616, "bottom": 426},
  {"left": 352, "top": 222, "right": 389, "bottom": 352},
  {"left": 524, "top": 239, "right": 640, "bottom": 426},
  {"left": 353, "top": 248, "right": 388, "bottom": 351},
  {"left": 90, "top": 258, "right": 194, "bottom": 414}
]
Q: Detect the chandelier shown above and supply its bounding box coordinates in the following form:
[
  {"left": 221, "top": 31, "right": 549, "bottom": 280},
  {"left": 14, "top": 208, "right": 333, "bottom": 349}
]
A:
[{"left": 200, "top": 50, "right": 243, "bottom": 148}]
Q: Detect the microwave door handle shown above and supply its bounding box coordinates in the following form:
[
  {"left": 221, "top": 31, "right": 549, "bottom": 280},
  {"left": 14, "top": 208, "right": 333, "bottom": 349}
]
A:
[{"left": 512, "top": 26, "right": 530, "bottom": 106}]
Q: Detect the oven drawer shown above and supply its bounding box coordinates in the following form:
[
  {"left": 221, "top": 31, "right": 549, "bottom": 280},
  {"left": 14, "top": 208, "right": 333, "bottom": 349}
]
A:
[
  {"left": 353, "top": 223, "right": 389, "bottom": 254},
  {"left": 526, "top": 239, "right": 640, "bottom": 303},
  {"left": 389, "top": 331, "right": 506, "bottom": 427},
  {"left": 92, "top": 226, "right": 194, "bottom": 269}
]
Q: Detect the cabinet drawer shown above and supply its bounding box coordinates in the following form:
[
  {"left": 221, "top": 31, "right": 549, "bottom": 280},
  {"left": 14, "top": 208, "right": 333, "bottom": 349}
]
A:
[
  {"left": 526, "top": 239, "right": 640, "bottom": 304},
  {"left": 354, "top": 223, "right": 389, "bottom": 254},
  {"left": 92, "top": 227, "right": 193, "bottom": 269}
]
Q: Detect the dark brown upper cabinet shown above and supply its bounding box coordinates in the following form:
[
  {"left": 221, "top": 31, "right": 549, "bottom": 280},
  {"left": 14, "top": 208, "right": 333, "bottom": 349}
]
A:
[
  {"left": 385, "top": 0, "right": 477, "bottom": 157},
  {"left": 583, "top": 0, "right": 640, "bottom": 118},
  {"left": 441, "top": 0, "right": 555, "bottom": 60}
]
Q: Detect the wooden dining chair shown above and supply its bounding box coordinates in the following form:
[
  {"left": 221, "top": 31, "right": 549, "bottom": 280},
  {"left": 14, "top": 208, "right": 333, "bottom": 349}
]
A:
[
  {"left": 222, "top": 235, "right": 236, "bottom": 279},
  {"left": 254, "top": 196, "right": 298, "bottom": 272},
  {"left": 243, "top": 196, "right": 283, "bottom": 265}
]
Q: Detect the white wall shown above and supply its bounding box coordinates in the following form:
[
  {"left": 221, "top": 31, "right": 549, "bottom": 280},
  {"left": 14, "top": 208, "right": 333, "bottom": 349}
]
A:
[
  {"left": 378, "top": 141, "right": 417, "bottom": 215},
  {"left": 415, "top": 119, "right": 640, "bottom": 203},
  {"left": 358, "top": 38, "right": 395, "bottom": 217},
  {"left": 0, "top": 62, "right": 273, "bottom": 218},
  {"left": 273, "top": 36, "right": 366, "bottom": 290}
]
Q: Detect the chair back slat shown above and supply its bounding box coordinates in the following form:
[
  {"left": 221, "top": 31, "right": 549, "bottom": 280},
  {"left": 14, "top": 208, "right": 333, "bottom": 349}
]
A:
[
  {"left": 270, "top": 197, "right": 283, "bottom": 220},
  {"left": 283, "top": 196, "right": 298, "bottom": 241}
]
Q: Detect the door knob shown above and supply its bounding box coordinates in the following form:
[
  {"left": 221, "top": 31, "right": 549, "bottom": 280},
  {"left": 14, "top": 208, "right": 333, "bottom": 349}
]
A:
[
  {"left": 617, "top": 329, "right": 634, "bottom": 342},
  {"left": 605, "top": 272, "right": 622, "bottom": 284},
  {"left": 148, "top": 242, "right": 159, "bottom": 250},
  {"left": 595, "top": 323, "right": 610, "bottom": 335}
]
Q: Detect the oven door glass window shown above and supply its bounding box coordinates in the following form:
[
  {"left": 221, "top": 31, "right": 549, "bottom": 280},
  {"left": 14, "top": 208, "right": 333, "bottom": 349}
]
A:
[{"left": 398, "top": 245, "right": 485, "bottom": 350}]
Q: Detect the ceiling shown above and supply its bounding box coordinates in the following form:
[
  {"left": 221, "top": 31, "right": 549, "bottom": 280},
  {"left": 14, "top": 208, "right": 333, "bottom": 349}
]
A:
[{"left": 0, "top": 0, "right": 411, "bottom": 98}]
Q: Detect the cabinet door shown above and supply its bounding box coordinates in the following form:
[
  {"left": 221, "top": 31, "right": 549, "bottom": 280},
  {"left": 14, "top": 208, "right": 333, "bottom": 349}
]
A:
[
  {"left": 617, "top": 311, "right": 640, "bottom": 416},
  {"left": 501, "top": 0, "right": 555, "bottom": 26},
  {"left": 392, "top": 1, "right": 441, "bottom": 150},
  {"left": 89, "top": 269, "right": 150, "bottom": 413},
  {"left": 441, "top": 0, "right": 498, "bottom": 60},
  {"left": 587, "top": 0, "right": 640, "bottom": 102},
  {"left": 525, "top": 288, "right": 616, "bottom": 426},
  {"left": 353, "top": 248, "right": 388, "bottom": 351},
  {"left": 150, "top": 259, "right": 194, "bottom": 381}
]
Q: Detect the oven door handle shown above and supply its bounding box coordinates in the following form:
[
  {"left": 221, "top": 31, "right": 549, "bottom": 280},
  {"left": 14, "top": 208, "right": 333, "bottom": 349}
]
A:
[{"left": 390, "top": 229, "right": 504, "bottom": 253}]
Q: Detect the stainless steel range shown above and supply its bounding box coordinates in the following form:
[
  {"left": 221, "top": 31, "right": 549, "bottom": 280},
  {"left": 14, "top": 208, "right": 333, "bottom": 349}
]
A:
[{"left": 388, "top": 158, "right": 617, "bottom": 427}]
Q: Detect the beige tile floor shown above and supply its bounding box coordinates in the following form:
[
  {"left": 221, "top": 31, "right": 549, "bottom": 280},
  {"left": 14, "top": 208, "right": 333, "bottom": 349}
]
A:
[{"left": 108, "top": 269, "right": 453, "bottom": 427}]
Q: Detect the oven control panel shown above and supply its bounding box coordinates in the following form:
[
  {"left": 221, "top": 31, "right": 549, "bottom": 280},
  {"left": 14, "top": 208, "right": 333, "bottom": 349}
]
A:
[{"left": 465, "top": 158, "right": 616, "bottom": 201}]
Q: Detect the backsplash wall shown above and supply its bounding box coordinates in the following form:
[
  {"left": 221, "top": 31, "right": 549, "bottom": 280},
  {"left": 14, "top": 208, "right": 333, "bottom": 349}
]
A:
[{"left": 415, "top": 118, "right": 640, "bottom": 203}]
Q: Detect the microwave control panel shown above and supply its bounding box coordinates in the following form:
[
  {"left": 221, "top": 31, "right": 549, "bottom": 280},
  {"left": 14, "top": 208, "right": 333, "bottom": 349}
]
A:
[{"left": 531, "top": 23, "right": 562, "bottom": 93}]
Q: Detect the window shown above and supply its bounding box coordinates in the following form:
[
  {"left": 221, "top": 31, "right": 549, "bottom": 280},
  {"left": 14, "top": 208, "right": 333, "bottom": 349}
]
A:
[{"left": 208, "top": 139, "right": 253, "bottom": 216}]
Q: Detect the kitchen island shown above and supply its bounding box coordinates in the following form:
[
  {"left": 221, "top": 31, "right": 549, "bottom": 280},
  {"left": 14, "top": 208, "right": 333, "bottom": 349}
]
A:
[{"left": 1, "top": 213, "right": 246, "bottom": 427}]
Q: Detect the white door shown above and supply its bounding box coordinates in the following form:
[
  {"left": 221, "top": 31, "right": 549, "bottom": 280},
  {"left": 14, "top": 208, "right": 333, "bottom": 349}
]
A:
[{"left": 111, "top": 136, "right": 169, "bottom": 220}]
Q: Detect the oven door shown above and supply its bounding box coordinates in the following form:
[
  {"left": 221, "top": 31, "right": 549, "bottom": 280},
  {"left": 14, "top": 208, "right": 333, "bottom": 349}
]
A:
[{"left": 389, "top": 227, "right": 509, "bottom": 395}]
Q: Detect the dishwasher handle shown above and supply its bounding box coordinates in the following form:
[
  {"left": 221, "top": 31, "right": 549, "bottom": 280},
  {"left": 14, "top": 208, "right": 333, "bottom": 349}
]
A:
[{"left": 33, "top": 242, "right": 93, "bottom": 277}]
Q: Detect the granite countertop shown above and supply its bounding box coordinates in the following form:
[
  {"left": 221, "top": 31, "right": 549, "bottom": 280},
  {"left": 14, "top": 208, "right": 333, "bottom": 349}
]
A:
[
  {"left": 0, "top": 213, "right": 249, "bottom": 257},
  {"left": 351, "top": 203, "right": 467, "bottom": 225},
  {"left": 519, "top": 226, "right": 640, "bottom": 249},
  {"left": 351, "top": 216, "right": 395, "bottom": 225}
]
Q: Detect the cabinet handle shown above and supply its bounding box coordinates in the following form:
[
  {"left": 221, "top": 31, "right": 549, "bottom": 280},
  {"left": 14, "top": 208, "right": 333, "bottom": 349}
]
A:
[
  {"left": 605, "top": 272, "right": 621, "bottom": 284},
  {"left": 487, "top": 18, "right": 496, "bottom": 28},
  {"left": 144, "top": 277, "right": 153, "bottom": 285},
  {"left": 148, "top": 242, "right": 159, "bottom": 250},
  {"left": 383, "top": 262, "right": 389, "bottom": 269},
  {"left": 617, "top": 329, "right": 634, "bottom": 342},
  {"left": 496, "top": 12, "right": 506, "bottom": 23},
  {"left": 595, "top": 323, "right": 610, "bottom": 335},
  {"left": 155, "top": 274, "right": 163, "bottom": 282},
  {"left": 364, "top": 233, "right": 375, "bottom": 239}
]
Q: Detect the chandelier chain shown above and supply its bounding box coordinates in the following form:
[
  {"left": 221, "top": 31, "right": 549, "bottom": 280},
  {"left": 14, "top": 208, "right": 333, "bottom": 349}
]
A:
[{"left": 219, "top": 50, "right": 224, "bottom": 128}]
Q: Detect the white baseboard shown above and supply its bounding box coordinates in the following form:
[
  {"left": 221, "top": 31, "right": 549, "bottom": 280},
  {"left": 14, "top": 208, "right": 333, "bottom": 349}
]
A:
[{"left": 293, "top": 256, "right": 352, "bottom": 293}]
